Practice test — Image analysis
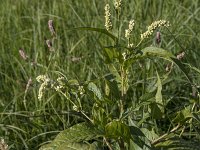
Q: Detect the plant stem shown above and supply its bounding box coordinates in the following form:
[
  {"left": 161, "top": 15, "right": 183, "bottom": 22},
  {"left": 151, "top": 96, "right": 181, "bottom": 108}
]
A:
[
  {"left": 151, "top": 123, "right": 181, "bottom": 145},
  {"left": 59, "top": 91, "right": 93, "bottom": 123},
  {"left": 104, "top": 137, "right": 113, "bottom": 150},
  {"left": 118, "top": 138, "right": 125, "bottom": 150},
  {"left": 116, "top": 7, "right": 120, "bottom": 44},
  {"left": 119, "top": 65, "right": 125, "bottom": 118}
]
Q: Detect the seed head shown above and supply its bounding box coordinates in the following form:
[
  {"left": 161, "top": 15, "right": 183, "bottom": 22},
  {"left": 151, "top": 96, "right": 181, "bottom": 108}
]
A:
[
  {"left": 104, "top": 4, "right": 112, "bottom": 31},
  {"left": 48, "top": 20, "right": 56, "bottom": 36}
]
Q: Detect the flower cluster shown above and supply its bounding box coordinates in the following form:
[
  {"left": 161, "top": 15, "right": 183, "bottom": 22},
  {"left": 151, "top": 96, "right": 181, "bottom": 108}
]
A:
[
  {"left": 114, "top": 0, "right": 122, "bottom": 13},
  {"left": 54, "top": 77, "right": 66, "bottom": 92},
  {"left": 78, "top": 86, "right": 85, "bottom": 95},
  {"left": 176, "top": 51, "right": 185, "bottom": 60},
  {"left": 36, "top": 75, "right": 51, "bottom": 101},
  {"left": 141, "top": 20, "right": 170, "bottom": 40},
  {"left": 125, "top": 20, "right": 135, "bottom": 40},
  {"left": 105, "top": 4, "right": 112, "bottom": 31},
  {"left": 36, "top": 75, "right": 68, "bottom": 100}
]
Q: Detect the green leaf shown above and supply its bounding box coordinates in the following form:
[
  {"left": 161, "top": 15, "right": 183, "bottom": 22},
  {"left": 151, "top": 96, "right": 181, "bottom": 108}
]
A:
[
  {"left": 40, "top": 122, "right": 102, "bottom": 150},
  {"left": 107, "top": 64, "right": 121, "bottom": 84},
  {"left": 41, "top": 142, "right": 97, "bottom": 150},
  {"left": 141, "top": 128, "right": 159, "bottom": 142},
  {"left": 125, "top": 46, "right": 175, "bottom": 68},
  {"left": 104, "top": 74, "right": 120, "bottom": 98},
  {"left": 130, "top": 126, "right": 145, "bottom": 137},
  {"left": 171, "top": 58, "right": 192, "bottom": 84},
  {"left": 139, "top": 92, "right": 156, "bottom": 102},
  {"left": 58, "top": 142, "right": 97, "bottom": 150},
  {"left": 173, "top": 107, "right": 193, "bottom": 124},
  {"left": 130, "top": 127, "right": 157, "bottom": 150},
  {"left": 141, "top": 47, "right": 175, "bottom": 58},
  {"left": 155, "top": 71, "right": 164, "bottom": 113},
  {"left": 103, "top": 47, "right": 119, "bottom": 63},
  {"left": 105, "top": 120, "right": 131, "bottom": 143},
  {"left": 129, "top": 126, "right": 148, "bottom": 150},
  {"left": 92, "top": 104, "right": 107, "bottom": 126},
  {"left": 150, "top": 102, "right": 163, "bottom": 119},
  {"left": 88, "top": 82, "right": 102, "bottom": 100},
  {"left": 129, "top": 139, "right": 144, "bottom": 150},
  {"left": 68, "top": 79, "right": 79, "bottom": 86},
  {"left": 73, "top": 27, "right": 117, "bottom": 41}
]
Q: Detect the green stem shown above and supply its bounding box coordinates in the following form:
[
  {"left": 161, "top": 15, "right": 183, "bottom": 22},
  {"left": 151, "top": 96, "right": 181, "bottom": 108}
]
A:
[
  {"left": 120, "top": 65, "right": 126, "bottom": 118},
  {"left": 117, "top": 12, "right": 120, "bottom": 44},
  {"left": 104, "top": 137, "right": 113, "bottom": 150},
  {"left": 115, "top": 5, "right": 121, "bottom": 45},
  {"left": 118, "top": 138, "right": 125, "bottom": 150},
  {"left": 135, "top": 39, "right": 143, "bottom": 48},
  {"left": 59, "top": 91, "right": 93, "bottom": 123}
]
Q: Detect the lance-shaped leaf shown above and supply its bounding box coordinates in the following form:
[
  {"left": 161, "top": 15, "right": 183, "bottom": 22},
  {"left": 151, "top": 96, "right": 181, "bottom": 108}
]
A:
[
  {"left": 41, "top": 142, "right": 97, "bottom": 150},
  {"left": 105, "top": 120, "right": 131, "bottom": 143},
  {"left": 155, "top": 71, "right": 164, "bottom": 113},
  {"left": 107, "top": 64, "right": 121, "bottom": 84},
  {"left": 39, "top": 122, "right": 102, "bottom": 150},
  {"left": 103, "top": 47, "right": 119, "bottom": 63},
  {"left": 88, "top": 82, "right": 102, "bottom": 100}
]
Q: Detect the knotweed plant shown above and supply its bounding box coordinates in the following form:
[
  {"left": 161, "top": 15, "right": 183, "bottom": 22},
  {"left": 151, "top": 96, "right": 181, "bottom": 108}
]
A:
[{"left": 36, "top": 2, "right": 199, "bottom": 150}]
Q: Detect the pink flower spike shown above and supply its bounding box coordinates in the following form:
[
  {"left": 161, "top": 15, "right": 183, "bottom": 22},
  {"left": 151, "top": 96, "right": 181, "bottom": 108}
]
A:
[{"left": 19, "top": 49, "right": 28, "bottom": 60}]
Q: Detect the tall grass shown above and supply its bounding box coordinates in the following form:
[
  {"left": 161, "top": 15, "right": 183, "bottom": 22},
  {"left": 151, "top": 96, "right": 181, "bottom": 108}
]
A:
[{"left": 0, "top": 0, "right": 200, "bottom": 149}]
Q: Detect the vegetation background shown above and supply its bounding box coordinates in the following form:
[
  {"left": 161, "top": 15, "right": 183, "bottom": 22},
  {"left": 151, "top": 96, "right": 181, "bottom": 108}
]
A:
[{"left": 0, "top": 0, "right": 200, "bottom": 149}]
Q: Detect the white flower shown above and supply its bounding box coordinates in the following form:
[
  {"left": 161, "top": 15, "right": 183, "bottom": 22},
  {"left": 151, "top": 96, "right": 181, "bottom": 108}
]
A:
[
  {"left": 36, "top": 75, "right": 50, "bottom": 101},
  {"left": 141, "top": 20, "right": 170, "bottom": 40},
  {"left": 125, "top": 20, "right": 135, "bottom": 39},
  {"left": 105, "top": 4, "right": 112, "bottom": 31}
]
